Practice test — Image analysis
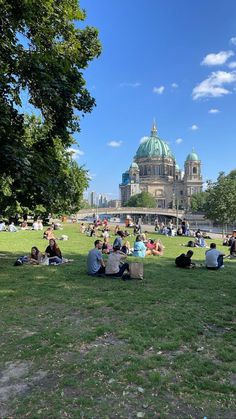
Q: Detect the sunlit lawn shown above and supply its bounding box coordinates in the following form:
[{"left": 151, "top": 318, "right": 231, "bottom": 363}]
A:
[{"left": 0, "top": 224, "right": 235, "bottom": 418}]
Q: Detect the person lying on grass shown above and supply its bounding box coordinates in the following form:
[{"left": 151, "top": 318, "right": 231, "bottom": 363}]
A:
[
  {"left": 175, "top": 250, "right": 195, "bottom": 268},
  {"left": 14, "top": 246, "right": 43, "bottom": 266}
]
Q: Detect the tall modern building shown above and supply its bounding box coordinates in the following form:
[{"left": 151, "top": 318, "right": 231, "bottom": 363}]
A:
[
  {"left": 120, "top": 122, "right": 203, "bottom": 209},
  {"left": 89, "top": 191, "right": 96, "bottom": 207}
]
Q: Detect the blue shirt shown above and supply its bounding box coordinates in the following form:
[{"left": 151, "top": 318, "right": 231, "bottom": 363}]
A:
[
  {"left": 87, "top": 248, "right": 103, "bottom": 274},
  {"left": 113, "top": 236, "right": 122, "bottom": 249},
  {"left": 133, "top": 241, "right": 146, "bottom": 258}
]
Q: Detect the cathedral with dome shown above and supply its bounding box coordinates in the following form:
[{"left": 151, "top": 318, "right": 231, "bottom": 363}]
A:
[{"left": 120, "top": 122, "right": 203, "bottom": 210}]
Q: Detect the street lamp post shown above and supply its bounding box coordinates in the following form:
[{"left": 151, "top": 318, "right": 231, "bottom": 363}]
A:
[
  {"left": 173, "top": 192, "right": 179, "bottom": 231},
  {"left": 176, "top": 197, "right": 179, "bottom": 231}
]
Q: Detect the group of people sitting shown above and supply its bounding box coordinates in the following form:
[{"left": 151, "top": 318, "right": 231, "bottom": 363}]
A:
[
  {"left": 0, "top": 221, "right": 19, "bottom": 232},
  {"left": 87, "top": 239, "right": 129, "bottom": 278},
  {"left": 14, "top": 239, "right": 68, "bottom": 266},
  {"left": 100, "top": 231, "right": 164, "bottom": 258},
  {"left": 87, "top": 231, "right": 165, "bottom": 278},
  {"left": 0, "top": 219, "right": 45, "bottom": 232},
  {"left": 175, "top": 242, "right": 225, "bottom": 270},
  {"left": 155, "top": 219, "right": 191, "bottom": 237}
]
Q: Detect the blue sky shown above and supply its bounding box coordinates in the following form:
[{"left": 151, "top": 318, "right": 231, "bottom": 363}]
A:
[{"left": 71, "top": 0, "right": 236, "bottom": 199}]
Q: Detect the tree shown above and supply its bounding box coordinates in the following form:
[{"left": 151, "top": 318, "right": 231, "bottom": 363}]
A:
[
  {"left": 0, "top": 0, "right": 101, "bottom": 214},
  {"left": 204, "top": 171, "right": 236, "bottom": 225},
  {"left": 0, "top": 0, "right": 101, "bottom": 142},
  {"left": 190, "top": 191, "right": 208, "bottom": 212},
  {"left": 124, "top": 192, "right": 156, "bottom": 208},
  {"left": 0, "top": 115, "right": 89, "bottom": 217}
]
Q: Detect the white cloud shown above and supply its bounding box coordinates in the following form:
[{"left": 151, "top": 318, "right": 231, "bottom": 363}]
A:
[
  {"left": 153, "top": 85, "right": 165, "bottom": 94},
  {"left": 190, "top": 124, "right": 199, "bottom": 131},
  {"left": 176, "top": 138, "right": 183, "bottom": 144},
  {"left": 171, "top": 83, "right": 178, "bottom": 88},
  {"left": 67, "top": 148, "right": 84, "bottom": 159},
  {"left": 208, "top": 108, "right": 220, "bottom": 114},
  {"left": 230, "top": 37, "right": 236, "bottom": 46},
  {"left": 201, "top": 50, "right": 234, "bottom": 66},
  {"left": 87, "top": 172, "right": 96, "bottom": 180},
  {"left": 107, "top": 140, "right": 122, "bottom": 147},
  {"left": 139, "top": 136, "right": 149, "bottom": 144},
  {"left": 228, "top": 61, "right": 236, "bottom": 69},
  {"left": 192, "top": 70, "right": 236, "bottom": 100},
  {"left": 120, "top": 82, "right": 141, "bottom": 88}
]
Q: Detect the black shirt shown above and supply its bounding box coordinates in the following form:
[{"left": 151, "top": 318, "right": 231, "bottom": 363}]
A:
[
  {"left": 175, "top": 253, "right": 191, "bottom": 268},
  {"left": 46, "top": 245, "right": 62, "bottom": 259}
]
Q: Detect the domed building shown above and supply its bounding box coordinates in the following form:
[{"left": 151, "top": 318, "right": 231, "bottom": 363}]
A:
[{"left": 120, "top": 122, "right": 203, "bottom": 209}]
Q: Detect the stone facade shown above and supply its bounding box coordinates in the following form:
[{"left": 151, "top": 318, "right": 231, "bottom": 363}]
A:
[{"left": 120, "top": 123, "right": 202, "bottom": 209}]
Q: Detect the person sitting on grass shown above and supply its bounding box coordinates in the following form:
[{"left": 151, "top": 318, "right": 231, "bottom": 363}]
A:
[
  {"left": 146, "top": 239, "right": 164, "bottom": 256},
  {"left": 133, "top": 235, "right": 146, "bottom": 258},
  {"left": 105, "top": 246, "right": 129, "bottom": 278},
  {"left": 229, "top": 237, "right": 236, "bottom": 258},
  {"left": 87, "top": 239, "right": 105, "bottom": 276},
  {"left": 0, "top": 221, "right": 6, "bottom": 231},
  {"left": 45, "top": 239, "right": 62, "bottom": 265},
  {"left": 102, "top": 237, "right": 113, "bottom": 254},
  {"left": 205, "top": 243, "right": 225, "bottom": 270},
  {"left": 121, "top": 240, "right": 133, "bottom": 255},
  {"left": 175, "top": 250, "right": 195, "bottom": 268},
  {"left": 28, "top": 246, "right": 43, "bottom": 265},
  {"left": 9, "top": 222, "right": 18, "bottom": 232},
  {"left": 43, "top": 227, "right": 55, "bottom": 240},
  {"left": 113, "top": 230, "right": 125, "bottom": 250},
  {"left": 20, "top": 221, "right": 29, "bottom": 230}
]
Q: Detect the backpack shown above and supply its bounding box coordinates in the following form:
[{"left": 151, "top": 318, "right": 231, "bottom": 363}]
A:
[
  {"left": 13, "top": 255, "right": 28, "bottom": 266},
  {"left": 14, "top": 259, "right": 23, "bottom": 266},
  {"left": 187, "top": 240, "right": 195, "bottom": 247}
]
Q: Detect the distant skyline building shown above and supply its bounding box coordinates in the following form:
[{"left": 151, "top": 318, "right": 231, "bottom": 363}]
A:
[
  {"left": 120, "top": 121, "right": 203, "bottom": 209},
  {"left": 87, "top": 191, "right": 110, "bottom": 207},
  {"left": 89, "top": 191, "right": 96, "bottom": 207}
]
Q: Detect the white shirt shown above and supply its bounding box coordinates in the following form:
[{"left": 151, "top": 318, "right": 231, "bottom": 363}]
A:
[
  {"left": 105, "top": 251, "right": 126, "bottom": 274},
  {"left": 32, "top": 222, "right": 38, "bottom": 230},
  {"left": 205, "top": 248, "right": 222, "bottom": 268}
]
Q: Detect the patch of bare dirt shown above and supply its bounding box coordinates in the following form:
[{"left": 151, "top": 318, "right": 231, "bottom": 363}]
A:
[
  {"left": 0, "top": 361, "right": 51, "bottom": 417},
  {"left": 204, "top": 323, "right": 233, "bottom": 335},
  {"left": 79, "top": 333, "right": 125, "bottom": 355}
]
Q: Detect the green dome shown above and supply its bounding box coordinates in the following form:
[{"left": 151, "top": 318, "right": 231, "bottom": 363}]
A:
[
  {"left": 135, "top": 124, "right": 174, "bottom": 159},
  {"left": 130, "top": 162, "right": 139, "bottom": 169},
  {"left": 186, "top": 151, "right": 200, "bottom": 161},
  {"left": 175, "top": 164, "right": 180, "bottom": 171}
]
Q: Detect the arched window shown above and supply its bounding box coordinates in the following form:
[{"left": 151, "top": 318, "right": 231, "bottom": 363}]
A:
[{"left": 193, "top": 167, "right": 197, "bottom": 174}]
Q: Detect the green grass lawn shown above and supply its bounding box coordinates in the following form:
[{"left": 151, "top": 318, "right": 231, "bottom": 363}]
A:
[{"left": 0, "top": 224, "right": 235, "bottom": 418}]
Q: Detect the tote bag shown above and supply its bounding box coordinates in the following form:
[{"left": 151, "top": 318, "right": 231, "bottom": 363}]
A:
[{"left": 129, "top": 262, "right": 144, "bottom": 279}]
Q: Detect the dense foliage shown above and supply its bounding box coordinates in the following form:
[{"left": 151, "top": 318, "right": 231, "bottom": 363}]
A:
[
  {"left": 0, "top": 116, "right": 89, "bottom": 217},
  {"left": 190, "top": 191, "right": 208, "bottom": 213},
  {"left": 204, "top": 171, "right": 236, "bottom": 225},
  {"left": 0, "top": 0, "right": 101, "bottom": 216},
  {"left": 124, "top": 191, "right": 156, "bottom": 208}
]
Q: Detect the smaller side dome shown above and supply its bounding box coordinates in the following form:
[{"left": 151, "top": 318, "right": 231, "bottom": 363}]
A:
[
  {"left": 175, "top": 163, "right": 180, "bottom": 171},
  {"left": 130, "top": 162, "right": 139, "bottom": 169},
  {"left": 186, "top": 151, "right": 200, "bottom": 161}
]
